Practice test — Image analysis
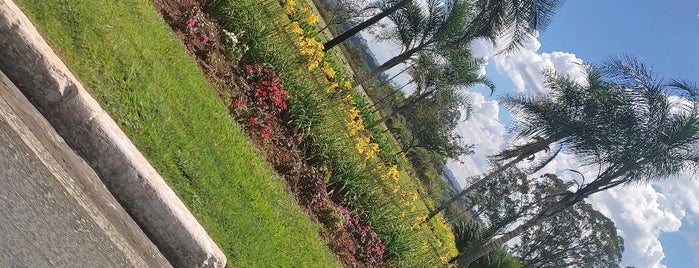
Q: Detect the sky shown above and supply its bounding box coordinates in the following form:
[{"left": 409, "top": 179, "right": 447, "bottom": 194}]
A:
[{"left": 358, "top": 0, "right": 699, "bottom": 267}]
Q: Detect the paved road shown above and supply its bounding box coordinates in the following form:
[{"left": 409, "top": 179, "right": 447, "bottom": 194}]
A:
[{"left": 0, "top": 70, "right": 171, "bottom": 267}]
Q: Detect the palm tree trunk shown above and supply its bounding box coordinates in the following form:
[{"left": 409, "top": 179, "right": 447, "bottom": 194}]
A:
[
  {"left": 396, "top": 79, "right": 414, "bottom": 92},
  {"left": 455, "top": 195, "right": 580, "bottom": 267},
  {"left": 366, "top": 109, "right": 396, "bottom": 129},
  {"left": 316, "top": 23, "right": 331, "bottom": 34},
  {"left": 354, "top": 46, "right": 422, "bottom": 86},
  {"left": 369, "top": 80, "right": 413, "bottom": 112},
  {"left": 369, "top": 90, "right": 400, "bottom": 112},
  {"left": 455, "top": 214, "right": 548, "bottom": 266},
  {"left": 386, "top": 65, "right": 410, "bottom": 82},
  {"left": 426, "top": 137, "right": 560, "bottom": 222},
  {"left": 423, "top": 154, "right": 526, "bottom": 222},
  {"left": 322, "top": 0, "right": 411, "bottom": 51}
]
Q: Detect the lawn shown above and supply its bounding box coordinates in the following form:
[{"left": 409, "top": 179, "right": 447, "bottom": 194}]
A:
[{"left": 13, "top": 0, "right": 340, "bottom": 266}]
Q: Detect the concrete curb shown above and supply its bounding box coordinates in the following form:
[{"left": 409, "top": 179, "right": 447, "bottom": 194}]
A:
[{"left": 0, "top": 1, "right": 226, "bottom": 267}]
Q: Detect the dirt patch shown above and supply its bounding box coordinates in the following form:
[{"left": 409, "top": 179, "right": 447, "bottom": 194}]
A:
[{"left": 152, "top": 0, "right": 383, "bottom": 267}]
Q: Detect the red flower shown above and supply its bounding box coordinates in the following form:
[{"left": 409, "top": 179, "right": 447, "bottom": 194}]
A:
[
  {"left": 245, "top": 65, "right": 253, "bottom": 73},
  {"left": 341, "top": 241, "right": 349, "bottom": 247},
  {"left": 261, "top": 125, "right": 272, "bottom": 140},
  {"left": 281, "top": 103, "right": 287, "bottom": 109},
  {"left": 187, "top": 18, "right": 195, "bottom": 27},
  {"left": 273, "top": 95, "right": 282, "bottom": 106},
  {"left": 249, "top": 117, "right": 257, "bottom": 124},
  {"left": 234, "top": 100, "right": 244, "bottom": 107}
]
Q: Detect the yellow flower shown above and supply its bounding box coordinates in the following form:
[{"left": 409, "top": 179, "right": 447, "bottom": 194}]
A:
[
  {"left": 354, "top": 137, "right": 370, "bottom": 155},
  {"left": 290, "top": 22, "right": 304, "bottom": 36},
  {"left": 325, "top": 82, "right": 339, "bottom": 93},
  {"left": 348, "top": 107, "right": 360, "bottom": 119},
  {"left": 364, "top": 142, "right": 379, "bottom": 160},
  {"left": 343, "top": 80, "right": 352, "bottom": 89},
  {"left": 305, "top": 14, "right": 319, "bottom": 25},
  {"left": 323, "top": 63, "right": 336, "bottom": 80},
  {"left": 345, "top": 94, "right": 356, "bottom": 105},
  {"left": 284, "top": 0, "right": 296, "bottom": 15}
]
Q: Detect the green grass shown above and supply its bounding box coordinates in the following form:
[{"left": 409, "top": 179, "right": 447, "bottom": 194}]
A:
[{"left": 14, "top": 0, "right": 339, "bottom": 266}]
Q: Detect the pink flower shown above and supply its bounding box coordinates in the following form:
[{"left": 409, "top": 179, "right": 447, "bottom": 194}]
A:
[
  {"left": 245, "top": 65, "right": 253, "bottom": 73},
  {"left": 187, "top": 18, "right": 195, "bottom": 27},
  {"left": 249, "top": 117, "right": 257, "bottom": 124},
  {"left": 202, "top": 35, "right": 209, "bottom": 42},
  {"left": 234, "top": 100, "right": 244, "bottom": 107}
]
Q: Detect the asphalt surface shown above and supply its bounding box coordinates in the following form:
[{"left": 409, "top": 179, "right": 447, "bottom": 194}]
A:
[{"left": 0, "top": 70, "right": 171, "bottom": 267}]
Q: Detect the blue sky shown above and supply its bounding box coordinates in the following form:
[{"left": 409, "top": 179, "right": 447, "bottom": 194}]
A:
[
  {"left": 538, "top": 0, "right": 699, "bottom": 80},
  {"left": 521, "top": 1, "right": 699, "bottom": 266},
  {"left": 360, "top": 0, "right": 699, "bottom": 266}
]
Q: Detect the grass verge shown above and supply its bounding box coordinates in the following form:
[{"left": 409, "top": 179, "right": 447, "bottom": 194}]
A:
[{"left": 14, "top": 0, "right": 340, "bottom": 266}]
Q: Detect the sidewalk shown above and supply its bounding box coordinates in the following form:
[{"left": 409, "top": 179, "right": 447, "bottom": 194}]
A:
[{"left": 0, "top": 70, "right": 171, "bottom": 267}]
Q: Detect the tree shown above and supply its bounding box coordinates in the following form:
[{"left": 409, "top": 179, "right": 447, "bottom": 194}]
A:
[
  {"left": 316, "top": 0, "right": 373, "bottom": 33},
  {"left": 469, "top": 0, "right": 563, "bottom": 51},
  {"left": 366, "top": 48, "right": 492, "bottom": 129},
  {"left": 398, "top": 87, "right": 474, "bottom": 159},
  {"left": 456, "top": 56, "right": 699, "bottom": 266},
  {"left": 425, "top": 64, "right": 622, "bottom": 221},
  {"left": 355, "top": 0, "right": 564, "bottom": 82},
  {"left": 323, "top": 0, "right": 411, "bottom": 51},
  {"left": 513, "top": 181, "right": 624, "bottom": 268},
  {"left": 356, "top": 0, "right": 474, "bottom": 83}
]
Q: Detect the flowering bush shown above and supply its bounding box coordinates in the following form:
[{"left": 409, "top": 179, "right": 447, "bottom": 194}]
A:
[
  {"left": 235, "top": 65, "right": 289, "bottom": 140},
  {"left": 340, "top": 208, "right": 385, "bottom": 266}
]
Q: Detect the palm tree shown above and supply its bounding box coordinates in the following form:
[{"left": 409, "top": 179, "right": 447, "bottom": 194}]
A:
[
  {"left": 425, "top": 64, "right": 627, "bottom": 221},
  {"left": 366, "top": 48, "right": 492, "bottom": 129},
  {"left": 469, "top": 0, "right": 563, "bottom": 52},
  {"left": 354, "top": 0, "right": 473, "bottom": 84},
  {"left": 354, "top": 0, "right": 564, "bottom": 84},
  {"left": 456, "top": 56, "right": 699, "bottom": 266},
  {"left": 323, "top": 0, "right": 411, "bottom": 51}
]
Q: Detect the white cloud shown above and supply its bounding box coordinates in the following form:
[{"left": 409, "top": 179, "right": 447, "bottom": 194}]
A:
[
  {"left": 588, "top": 184, "right": 686, "bottom": 268},
  {"left": 447, "top": 91, "right": 508, "bottom": 188},
  {"left": 490, "top": 38, "right": 586, "bottom": 95},
  {"left": 469, "top": 35, "right": 587, "bottom": 95}
]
